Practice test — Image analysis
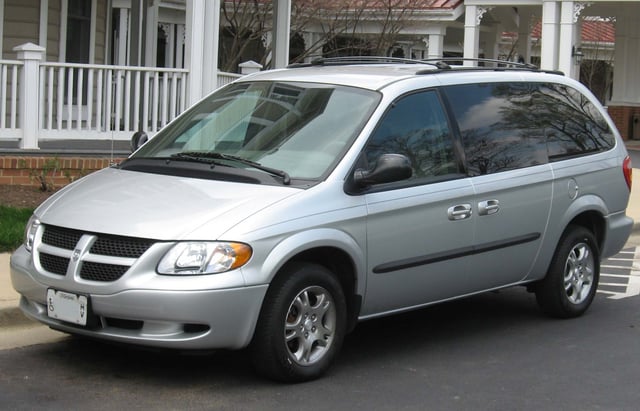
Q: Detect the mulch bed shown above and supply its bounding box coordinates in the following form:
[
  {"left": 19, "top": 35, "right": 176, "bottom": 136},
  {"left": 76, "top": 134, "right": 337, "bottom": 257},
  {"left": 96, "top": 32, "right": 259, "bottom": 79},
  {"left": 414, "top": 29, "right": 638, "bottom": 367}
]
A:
[{"left": 0, "top": 185, "right": 57, "bottom": 209}]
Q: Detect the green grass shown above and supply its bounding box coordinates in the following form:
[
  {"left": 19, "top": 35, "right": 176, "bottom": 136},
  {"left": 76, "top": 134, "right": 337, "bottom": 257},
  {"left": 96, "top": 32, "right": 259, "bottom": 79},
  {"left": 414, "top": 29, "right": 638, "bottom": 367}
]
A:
[{"left": 0, "top": 205, "right": 33, "bottom": 252}]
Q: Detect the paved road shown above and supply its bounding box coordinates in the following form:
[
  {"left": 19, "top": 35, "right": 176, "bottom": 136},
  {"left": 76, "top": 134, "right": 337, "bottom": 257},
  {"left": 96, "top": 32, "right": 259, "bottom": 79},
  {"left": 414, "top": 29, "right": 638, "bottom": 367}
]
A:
[{"left": 2, "top": 249, "right": 640, "bottom": 410}]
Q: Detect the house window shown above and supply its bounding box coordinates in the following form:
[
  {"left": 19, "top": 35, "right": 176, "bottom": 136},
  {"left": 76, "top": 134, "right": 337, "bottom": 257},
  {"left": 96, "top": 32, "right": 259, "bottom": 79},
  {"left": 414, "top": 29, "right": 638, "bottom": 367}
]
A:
[
  {"left": 66, "top": 0, "right": 92, "bottom": 64},
  {"left": 64, "top": 0, "right": 92, "bottom": 105}
]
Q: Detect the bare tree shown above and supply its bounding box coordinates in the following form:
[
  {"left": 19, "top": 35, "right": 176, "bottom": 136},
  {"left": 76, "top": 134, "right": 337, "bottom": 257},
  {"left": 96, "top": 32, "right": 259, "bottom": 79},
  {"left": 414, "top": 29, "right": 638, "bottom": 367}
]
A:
[
  {"left": 578, "top": 17, "right": 615, "bottom": 104},
  {"left": 219, "top": 1, "right": 272, "bottom": 72},
  {"left": 218, "top": 0, "right": 425, "bottom": 70},
  {"left": 290, "top": 0, "right": 421, "bottom": 62}
]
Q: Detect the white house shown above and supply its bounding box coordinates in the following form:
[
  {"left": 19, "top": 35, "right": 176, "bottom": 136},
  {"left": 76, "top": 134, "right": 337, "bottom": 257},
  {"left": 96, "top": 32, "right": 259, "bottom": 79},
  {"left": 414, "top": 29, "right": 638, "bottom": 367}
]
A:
[{"left": 0, "top": 0, "right": 638, "bottom": 154}]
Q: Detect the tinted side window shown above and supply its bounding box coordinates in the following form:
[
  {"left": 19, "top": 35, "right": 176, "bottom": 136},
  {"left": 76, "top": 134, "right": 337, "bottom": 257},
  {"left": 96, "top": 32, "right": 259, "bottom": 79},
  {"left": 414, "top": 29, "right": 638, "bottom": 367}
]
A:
[
  {"left": 541, "top": 83, "right": 615, "bottom": 160},
  {"left": 365, "top": 90, "right": 459, "bottom": 181},
  {"left": 442, "top": 83, "right": 547, "bottom": 176}
]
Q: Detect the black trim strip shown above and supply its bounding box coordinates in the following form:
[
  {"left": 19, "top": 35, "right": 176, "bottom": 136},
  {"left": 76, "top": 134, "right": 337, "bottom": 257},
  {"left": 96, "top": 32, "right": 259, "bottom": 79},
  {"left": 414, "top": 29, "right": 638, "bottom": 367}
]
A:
[{"left": 372, "top": 232, "right": 541, "bottom": 274}]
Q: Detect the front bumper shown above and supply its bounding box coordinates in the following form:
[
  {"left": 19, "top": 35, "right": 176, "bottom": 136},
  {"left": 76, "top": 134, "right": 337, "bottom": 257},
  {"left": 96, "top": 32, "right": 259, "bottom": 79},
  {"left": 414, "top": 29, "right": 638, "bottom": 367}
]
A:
[{"left": 10, "top": 246, "right": 268, "bottom": 350}]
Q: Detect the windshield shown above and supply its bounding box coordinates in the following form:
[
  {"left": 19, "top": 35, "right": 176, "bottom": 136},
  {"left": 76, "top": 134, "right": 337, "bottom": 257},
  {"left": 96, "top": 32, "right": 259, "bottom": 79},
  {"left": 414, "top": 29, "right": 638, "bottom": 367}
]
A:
[{"left": 132, "top": 81, "right": 380, "bottom": 181}]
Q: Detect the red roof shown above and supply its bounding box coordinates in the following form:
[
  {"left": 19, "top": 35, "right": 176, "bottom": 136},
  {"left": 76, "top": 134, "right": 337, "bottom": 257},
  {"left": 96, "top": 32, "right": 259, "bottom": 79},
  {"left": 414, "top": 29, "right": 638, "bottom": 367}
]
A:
[
  {"left": 582, "top": 19, "right": 615, "bottom": 43},
  {"left": 292, "top": 0, "right": 462, "bottom": 10},
  {"left": 531, "top": 19, "right": 615, "bottom": 43}
]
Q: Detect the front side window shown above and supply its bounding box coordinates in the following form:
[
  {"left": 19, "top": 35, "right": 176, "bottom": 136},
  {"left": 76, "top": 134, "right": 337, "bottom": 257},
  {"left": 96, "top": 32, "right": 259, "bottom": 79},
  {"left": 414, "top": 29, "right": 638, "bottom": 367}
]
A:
[
  {"left": 364, "top": 90, "right": 459, "bottom": 181},
  {"left": 132, "top": 81, "right": 380, "bottom": 181}
]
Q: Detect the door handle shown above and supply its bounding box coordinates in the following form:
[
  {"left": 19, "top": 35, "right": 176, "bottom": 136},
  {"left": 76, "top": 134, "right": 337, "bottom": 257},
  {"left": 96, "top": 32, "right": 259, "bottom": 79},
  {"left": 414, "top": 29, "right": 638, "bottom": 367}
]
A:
[
  {"left": 448, "top": 204, "right": 472, "bottom": 221},
  {"left": 478, "top": 199, "right": 500, "bottom": 216}
]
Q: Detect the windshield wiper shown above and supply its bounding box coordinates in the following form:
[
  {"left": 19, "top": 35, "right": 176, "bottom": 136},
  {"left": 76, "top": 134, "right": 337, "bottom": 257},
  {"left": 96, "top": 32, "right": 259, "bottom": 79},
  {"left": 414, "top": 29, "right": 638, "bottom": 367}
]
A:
[{"left": 171, "top": 151, "right": 291, "bottom": 185}]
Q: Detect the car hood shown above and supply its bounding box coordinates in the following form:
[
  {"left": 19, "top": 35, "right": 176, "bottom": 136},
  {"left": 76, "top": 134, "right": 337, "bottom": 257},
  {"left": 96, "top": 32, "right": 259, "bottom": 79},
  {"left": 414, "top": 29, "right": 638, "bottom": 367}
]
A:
[{"left": 36, "top": 167, "right": 300, "bottom": 240}]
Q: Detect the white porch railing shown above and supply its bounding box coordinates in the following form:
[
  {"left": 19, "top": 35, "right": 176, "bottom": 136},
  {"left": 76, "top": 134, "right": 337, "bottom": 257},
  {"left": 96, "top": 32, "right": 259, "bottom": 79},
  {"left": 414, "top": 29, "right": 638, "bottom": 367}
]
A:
[
  {"left": 40, "top": 63, "right": 188, "bottom": 139},
  {"left": 0, "top": 43, "right": 244, "bottom": 150},
  {"left": 0, "top": 60, "right": 22, "bottom": 139},
  {"left": 39, "top": 62, "right": 189, "bottom": 140}
]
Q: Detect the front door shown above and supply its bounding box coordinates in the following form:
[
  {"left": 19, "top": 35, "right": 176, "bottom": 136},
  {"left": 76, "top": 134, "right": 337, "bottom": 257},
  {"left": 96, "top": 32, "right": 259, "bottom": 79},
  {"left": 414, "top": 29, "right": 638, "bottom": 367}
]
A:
[{"left": 359, "top": 89, "right": 476, "bottom": 316}]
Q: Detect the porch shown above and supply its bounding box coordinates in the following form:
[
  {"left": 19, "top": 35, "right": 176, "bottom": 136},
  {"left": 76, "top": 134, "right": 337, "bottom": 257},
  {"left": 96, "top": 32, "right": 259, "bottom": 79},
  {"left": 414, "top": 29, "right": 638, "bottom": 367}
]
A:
[{"left": 0, "top": 43, "right": 243, "bottom": 155}]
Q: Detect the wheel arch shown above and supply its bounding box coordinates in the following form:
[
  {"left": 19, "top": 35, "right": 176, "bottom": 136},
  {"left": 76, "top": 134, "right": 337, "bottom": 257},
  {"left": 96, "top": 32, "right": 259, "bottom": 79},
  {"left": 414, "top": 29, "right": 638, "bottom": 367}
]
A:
[
  {"left": 259, "top": 229, "right": 366, "bottom": 332},
  {"left": 288, "top": 247, "right": 361, "bottom": 331},
  {"left": 565, "top": 210, "right": 606, "bottom": 251},
  {"left": 529, "top": 196, "right": 608, "bottom": 283},
  {"left": 556, "top": 194, "right": 609, "bottom": 253}
]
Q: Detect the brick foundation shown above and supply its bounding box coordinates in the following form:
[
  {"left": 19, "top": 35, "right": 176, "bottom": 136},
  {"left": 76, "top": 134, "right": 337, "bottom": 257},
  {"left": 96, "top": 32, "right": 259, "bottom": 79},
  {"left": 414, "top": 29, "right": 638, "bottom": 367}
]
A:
[
  {"left": 0, "top": 156, "right": 124, "bottom": 188},
  {"left": 607, "top": 106, "right": 640, "bottom": 140}
]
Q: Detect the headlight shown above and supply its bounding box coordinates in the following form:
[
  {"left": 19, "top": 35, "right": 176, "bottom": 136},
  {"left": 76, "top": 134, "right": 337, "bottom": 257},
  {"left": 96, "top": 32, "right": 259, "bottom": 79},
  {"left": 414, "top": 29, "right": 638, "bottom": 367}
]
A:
[
  {"left": 24, "top": 216, "right": 40, "bottom": 252},
  {"left": 157, "top": 242, "right": 252, "bottom": 275}
]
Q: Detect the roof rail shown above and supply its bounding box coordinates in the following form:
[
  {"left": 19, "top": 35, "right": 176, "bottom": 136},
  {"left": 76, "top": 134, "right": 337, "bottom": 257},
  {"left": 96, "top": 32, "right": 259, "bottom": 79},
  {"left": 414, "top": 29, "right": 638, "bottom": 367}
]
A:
[
  {"left": 421, "top": 57, "right": 539, "bottom": 70},
  {"left": 287, "top": 55, "right": 564, "bottom": 76},
  {"left": 287, "top": 56, "right": 446, "bottom": 69}
]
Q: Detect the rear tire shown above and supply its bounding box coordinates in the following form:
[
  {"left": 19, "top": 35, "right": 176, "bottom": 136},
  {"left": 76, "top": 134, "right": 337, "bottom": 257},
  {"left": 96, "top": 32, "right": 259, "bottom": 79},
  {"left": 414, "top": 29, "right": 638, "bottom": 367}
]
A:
[
  {"left": 250, "top": 262, "right": 347, "bottom": 382},
  {"left": 535, "top": 225, "right": 599, "bottom": 318}
]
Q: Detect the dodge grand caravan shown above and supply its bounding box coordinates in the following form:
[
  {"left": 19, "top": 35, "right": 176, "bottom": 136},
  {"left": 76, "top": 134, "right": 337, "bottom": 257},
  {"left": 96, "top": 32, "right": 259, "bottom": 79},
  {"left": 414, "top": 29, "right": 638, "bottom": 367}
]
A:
[{"left": 11, "top": 57, "right": 633, "bottom": 382}]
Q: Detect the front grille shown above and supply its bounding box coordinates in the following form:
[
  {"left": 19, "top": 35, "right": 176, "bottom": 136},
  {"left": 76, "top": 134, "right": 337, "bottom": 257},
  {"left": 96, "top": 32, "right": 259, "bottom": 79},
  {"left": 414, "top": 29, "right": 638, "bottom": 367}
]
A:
[
  {"left": 91, "top": 235, "right": 153, "bottom": 258},
  {"left": 41, "top": 226, "right": 83, "bottom": 250},
  {"left": 38, "top": 225, "right": 156, "bottom": 282},
  {"left": 40, "top": 253, "right": 70, "bottom": 275},
  {"left": 80, "top": 262, "right": 129, "bottom": 282}
]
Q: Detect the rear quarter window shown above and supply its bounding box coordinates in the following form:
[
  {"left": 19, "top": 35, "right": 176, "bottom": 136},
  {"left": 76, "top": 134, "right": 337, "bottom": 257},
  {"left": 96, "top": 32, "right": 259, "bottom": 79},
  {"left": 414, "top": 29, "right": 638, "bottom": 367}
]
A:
[
  {"left": 442, "top": 81, "right": 616, "bottom": 175},
  {"left": 540, "top": 83, "right": 615, "bottom": 160}
]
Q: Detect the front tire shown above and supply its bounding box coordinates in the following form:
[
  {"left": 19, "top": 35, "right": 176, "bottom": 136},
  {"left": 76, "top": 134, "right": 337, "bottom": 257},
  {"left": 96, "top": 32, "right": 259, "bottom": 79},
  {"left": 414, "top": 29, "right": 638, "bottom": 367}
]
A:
[
  {"left": 535, "top": 225, "right": 599, "bottom": 318},
  {"left": 250, "top": 262, "right": 347, "bottom": 382}
]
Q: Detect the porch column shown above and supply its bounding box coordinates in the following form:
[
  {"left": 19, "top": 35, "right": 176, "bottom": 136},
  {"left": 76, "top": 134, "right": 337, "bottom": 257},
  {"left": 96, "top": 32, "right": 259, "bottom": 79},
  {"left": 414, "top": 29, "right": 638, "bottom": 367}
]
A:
[
  {"left": 463, "top": 5, "right": 480, "bottom": 65},
  {"left": 272, "top": 0, "right": 292, "bottom": 68},
  {"left": 558, "top": 1, "right": 579, "bottom": 79},
  {"left": 540, "top": 0, "right": 560, "bottom": 70},
  {"left": 144, "top": 1, "right": 158, "bottom": 67},
  {"left": 302, "top": 32, "right": 323, "bottom": 62},
  {"left": 14, "top": 43, "right": 45, "bottom": 150},
  {"left": 482, "top": 25, "right": 503, "bottom": 60},
  {"left": 610, "top": 10, "right": 640, "bottom": 105},
  {"left": 425, "top": 25, "right": 446, "bottom": 59},
  {"left": 185, "top": 0, "right": 220, "bottom": 106},
  {"left": 464, "top": 5, "right": 492, "bottom": 66},
  {"left": 517, "top": 11, "right": 532, "bottom": 64}
]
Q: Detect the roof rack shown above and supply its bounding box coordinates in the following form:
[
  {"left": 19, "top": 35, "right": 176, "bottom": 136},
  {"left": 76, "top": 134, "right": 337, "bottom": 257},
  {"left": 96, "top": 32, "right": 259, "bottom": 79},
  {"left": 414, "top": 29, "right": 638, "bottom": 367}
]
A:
[
  {"left": 287, "top": 56, "right": 564, "bottom": 76},
  {"left": 287, "top": 56, "right": 449, "bottom": 70},
  {"left": 416, "top": 57, "right": 564, "bottom": 75}
]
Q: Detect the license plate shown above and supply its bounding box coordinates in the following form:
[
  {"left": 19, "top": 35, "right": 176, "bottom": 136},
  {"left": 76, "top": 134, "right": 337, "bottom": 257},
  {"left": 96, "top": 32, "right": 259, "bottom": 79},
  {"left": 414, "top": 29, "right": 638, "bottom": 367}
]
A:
[{"left": 47, "top": 289, "right": 88, "bottom": 326}]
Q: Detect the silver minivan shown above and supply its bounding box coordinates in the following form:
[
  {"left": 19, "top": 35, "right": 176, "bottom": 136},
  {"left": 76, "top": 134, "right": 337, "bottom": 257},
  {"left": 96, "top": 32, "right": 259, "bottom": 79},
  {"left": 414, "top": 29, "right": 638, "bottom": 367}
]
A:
[{"left": 11, "top": 58, "right": 633, "bottom": 381}]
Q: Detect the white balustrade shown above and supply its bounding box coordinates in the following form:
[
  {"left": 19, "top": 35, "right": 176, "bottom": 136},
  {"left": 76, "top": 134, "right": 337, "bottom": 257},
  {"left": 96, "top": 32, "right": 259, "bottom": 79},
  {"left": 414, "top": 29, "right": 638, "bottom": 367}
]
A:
[{"left": 0, "top": 43, "right": 248, "bottom": 149}]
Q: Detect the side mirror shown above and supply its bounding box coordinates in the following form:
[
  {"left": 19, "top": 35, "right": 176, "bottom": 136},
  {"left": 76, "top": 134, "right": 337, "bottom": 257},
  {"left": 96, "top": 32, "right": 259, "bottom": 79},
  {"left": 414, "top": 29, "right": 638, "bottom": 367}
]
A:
[
  {"left": 353, "top": 153, "right": 412, "bottom": 187},
  {"left": 131, "top": 131, "right": 149, "bottom": 152}
]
